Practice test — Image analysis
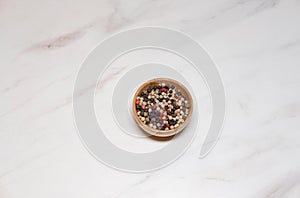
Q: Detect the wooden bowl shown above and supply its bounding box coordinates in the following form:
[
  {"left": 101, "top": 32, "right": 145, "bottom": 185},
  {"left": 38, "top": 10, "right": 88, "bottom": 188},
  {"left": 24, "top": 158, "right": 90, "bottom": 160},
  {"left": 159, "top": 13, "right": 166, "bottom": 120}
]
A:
[{"left": 132, "top": 78, "right": 193, "bottom": 137}]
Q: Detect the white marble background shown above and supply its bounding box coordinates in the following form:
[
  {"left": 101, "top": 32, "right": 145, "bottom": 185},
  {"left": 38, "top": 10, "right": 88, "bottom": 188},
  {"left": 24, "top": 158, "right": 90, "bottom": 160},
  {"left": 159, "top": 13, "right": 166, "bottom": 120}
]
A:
[{"left": 1, "top": 0, "right": 300, "bottom": 197}]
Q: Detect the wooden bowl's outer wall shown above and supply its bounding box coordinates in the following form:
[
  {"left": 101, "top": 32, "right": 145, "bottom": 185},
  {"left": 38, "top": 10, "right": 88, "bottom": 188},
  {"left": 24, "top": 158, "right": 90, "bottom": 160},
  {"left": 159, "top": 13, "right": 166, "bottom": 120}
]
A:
[{"left": 132, "top": 78, "right": 193, "bottom": 137}]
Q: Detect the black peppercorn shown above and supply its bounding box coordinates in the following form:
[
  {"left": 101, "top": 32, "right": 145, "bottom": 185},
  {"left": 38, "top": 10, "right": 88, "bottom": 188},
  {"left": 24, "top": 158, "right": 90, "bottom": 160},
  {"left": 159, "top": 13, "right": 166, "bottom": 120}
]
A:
[{"left": 168, "top": 120, "right": 175, "bottom": 125}]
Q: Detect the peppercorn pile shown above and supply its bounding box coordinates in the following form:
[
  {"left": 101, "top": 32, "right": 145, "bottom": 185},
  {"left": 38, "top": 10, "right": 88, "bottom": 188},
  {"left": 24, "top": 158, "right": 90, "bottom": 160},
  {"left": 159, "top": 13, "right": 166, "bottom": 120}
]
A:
[{"left": 135, "top": 82, "right": 190, "bottom": 131}]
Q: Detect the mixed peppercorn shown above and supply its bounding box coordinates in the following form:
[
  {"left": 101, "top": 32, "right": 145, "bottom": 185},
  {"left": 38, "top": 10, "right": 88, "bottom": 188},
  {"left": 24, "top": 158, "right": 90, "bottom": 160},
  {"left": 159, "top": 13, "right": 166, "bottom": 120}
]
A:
[{"left": 135, "top": 82, "right": 190, "bottom": 131}]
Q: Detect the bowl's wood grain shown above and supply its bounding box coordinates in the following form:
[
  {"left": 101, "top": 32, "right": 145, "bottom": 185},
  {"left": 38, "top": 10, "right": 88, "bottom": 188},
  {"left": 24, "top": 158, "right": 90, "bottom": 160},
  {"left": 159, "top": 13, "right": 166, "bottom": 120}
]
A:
[{"left": 132, "top": 78, "right": 193, "bottom": 137}]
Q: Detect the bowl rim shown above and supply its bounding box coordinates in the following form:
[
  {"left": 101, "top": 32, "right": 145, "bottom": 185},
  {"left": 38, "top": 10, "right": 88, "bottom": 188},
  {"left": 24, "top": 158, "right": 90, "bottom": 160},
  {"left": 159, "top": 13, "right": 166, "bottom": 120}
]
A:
[{"left": 132, "top": 78, "right": 193, "bottom": 137}]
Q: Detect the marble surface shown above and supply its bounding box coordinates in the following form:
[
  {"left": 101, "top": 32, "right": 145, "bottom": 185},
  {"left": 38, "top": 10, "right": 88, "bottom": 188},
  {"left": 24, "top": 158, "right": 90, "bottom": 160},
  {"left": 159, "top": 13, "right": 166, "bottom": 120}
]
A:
[{"left": 1, "top": 0, "right": 300, "bottom": 197}]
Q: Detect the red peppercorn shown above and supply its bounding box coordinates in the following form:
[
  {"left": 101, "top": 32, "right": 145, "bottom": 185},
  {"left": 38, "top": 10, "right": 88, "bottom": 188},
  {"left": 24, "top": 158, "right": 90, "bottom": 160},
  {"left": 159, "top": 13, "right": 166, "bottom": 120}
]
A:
[
  {"left": 135, "top": 99, "right": 140, "bottom": 105},
  {"left": 167, "top": 109, "right": 171, "bottom": 114},
  {"left": 162, "top": 88, "right": 167, "bottom": 93},
  {"left": 167, "top": 124, "right": 170, "bottom": 128}
]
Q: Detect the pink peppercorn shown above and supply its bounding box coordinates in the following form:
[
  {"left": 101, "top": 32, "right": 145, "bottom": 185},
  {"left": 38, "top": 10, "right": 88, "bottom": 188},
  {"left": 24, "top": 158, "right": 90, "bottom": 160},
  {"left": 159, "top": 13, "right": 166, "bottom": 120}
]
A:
[
  {"left": 136, "top": 99, "right": 140, "bottom": 105},
  {"left": 152, "top": 105, "right": 157, "bottom": 110}
]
